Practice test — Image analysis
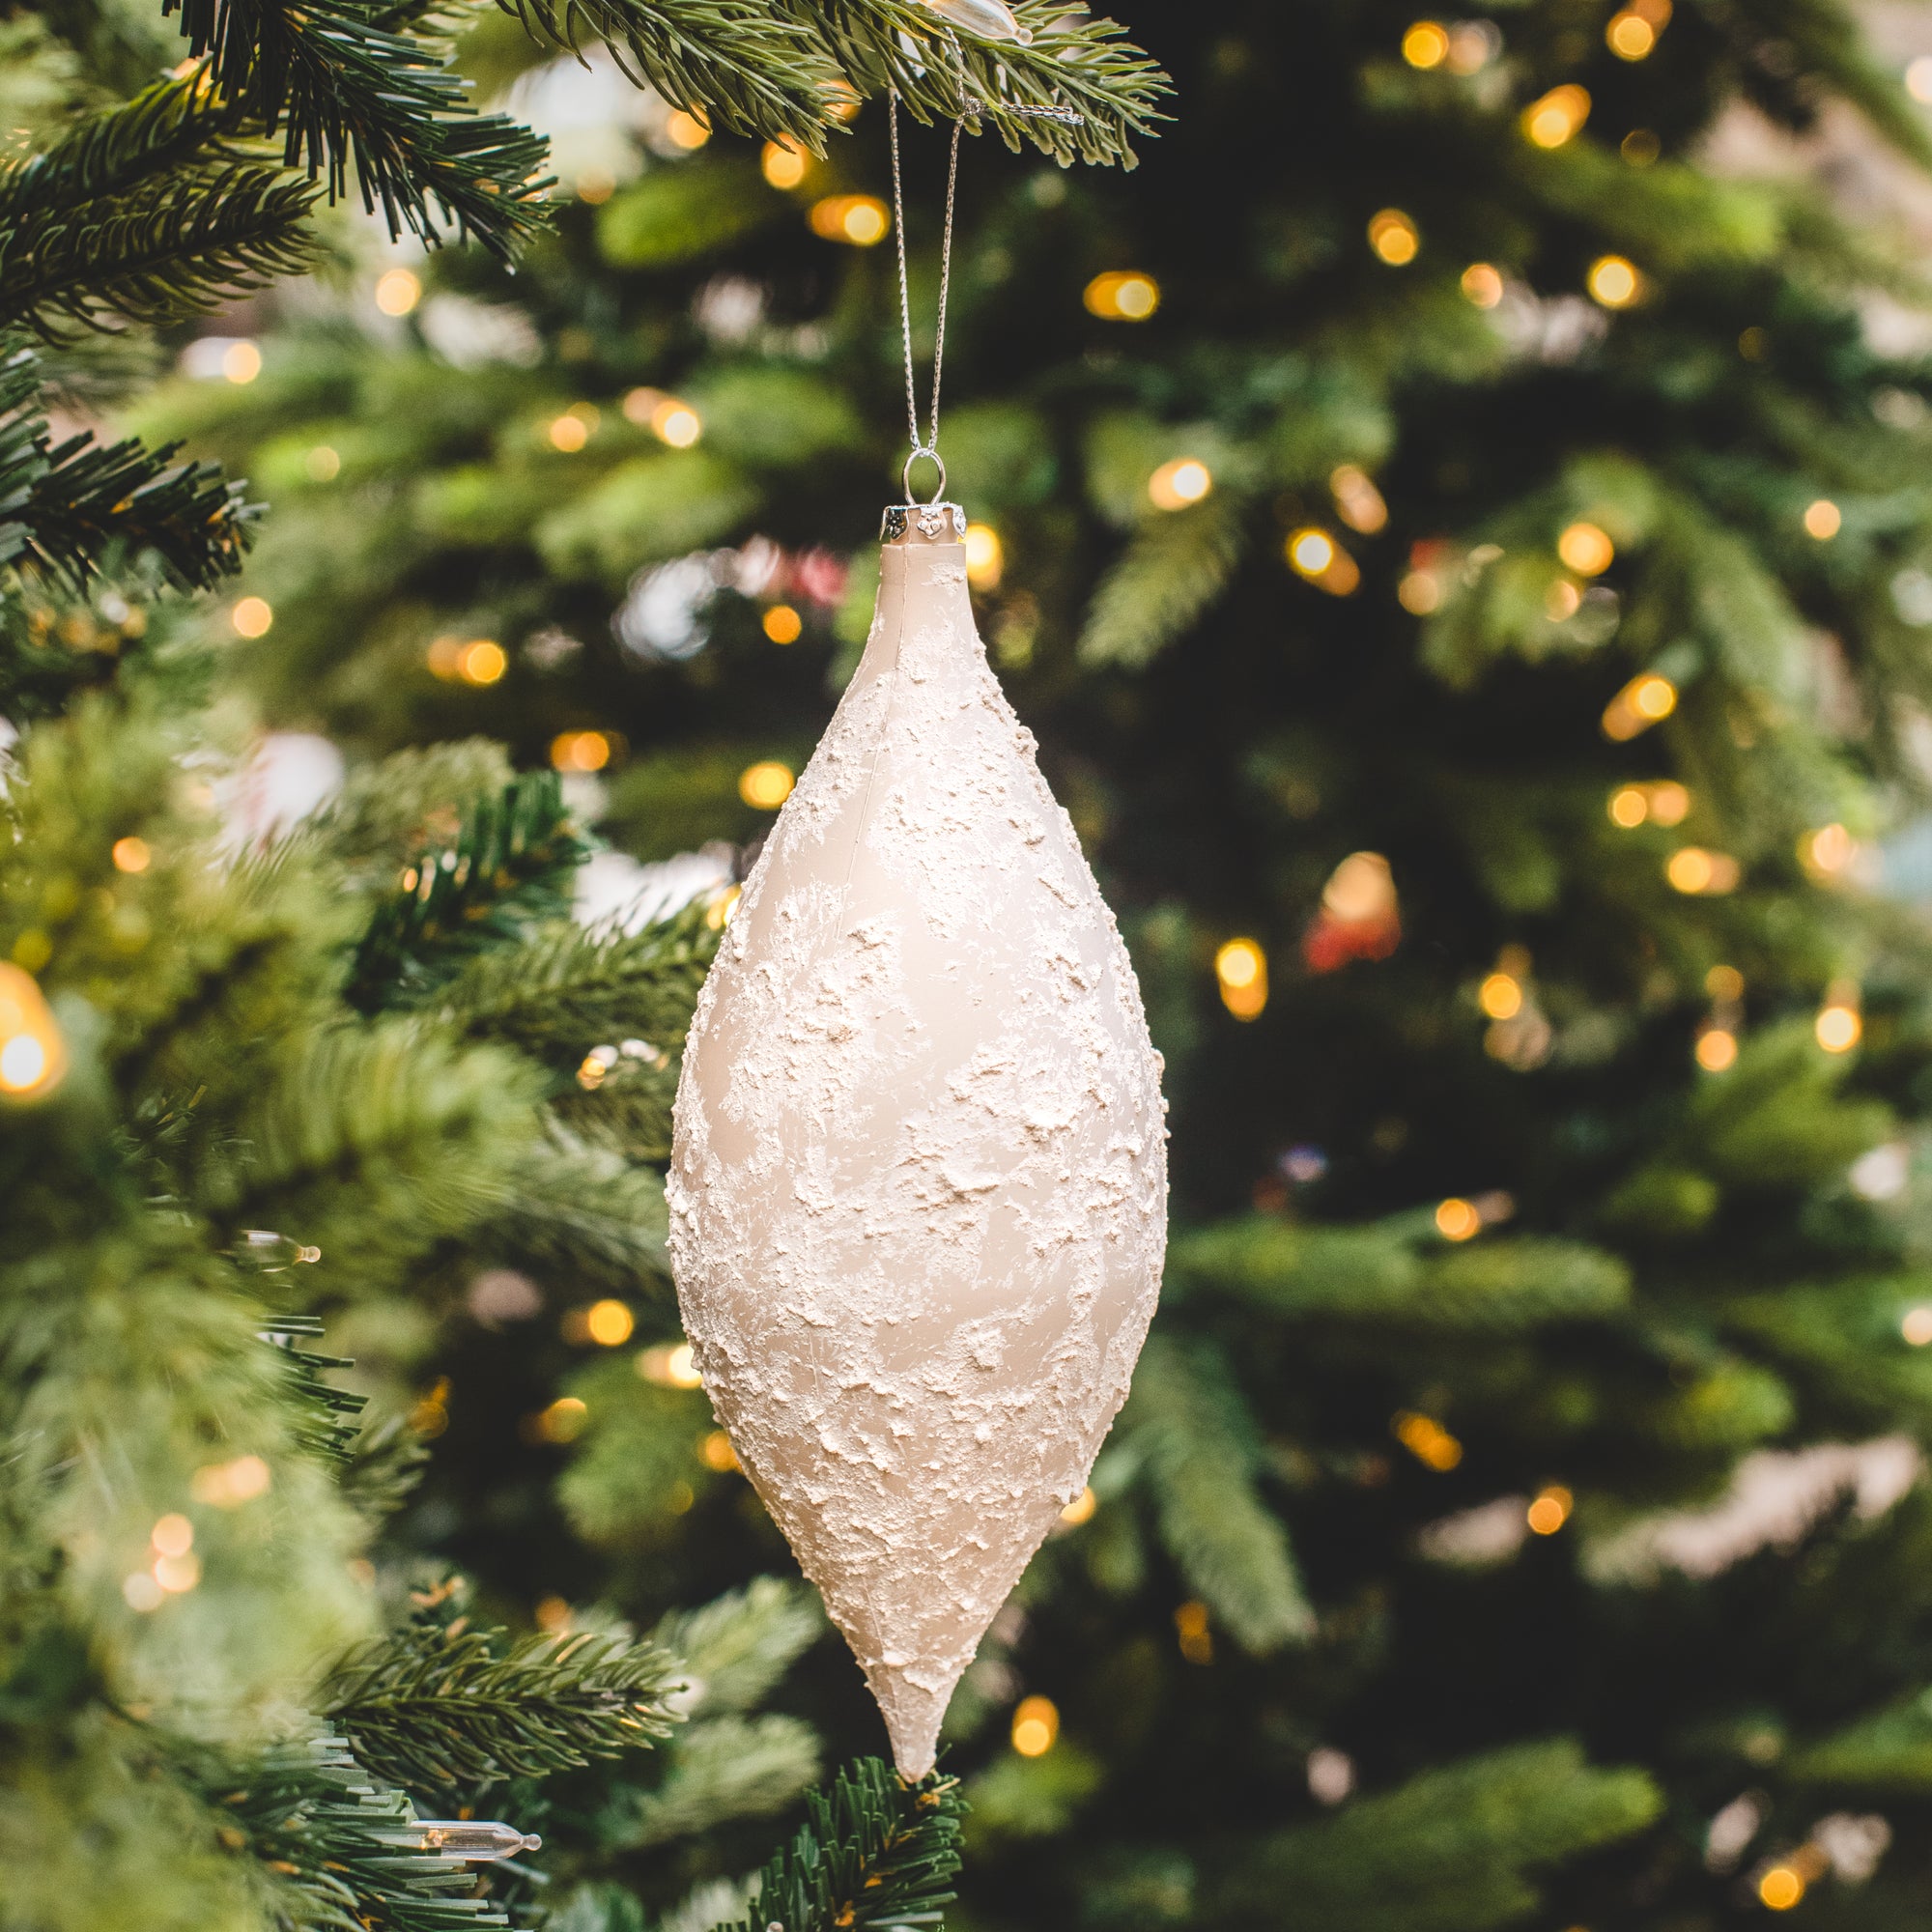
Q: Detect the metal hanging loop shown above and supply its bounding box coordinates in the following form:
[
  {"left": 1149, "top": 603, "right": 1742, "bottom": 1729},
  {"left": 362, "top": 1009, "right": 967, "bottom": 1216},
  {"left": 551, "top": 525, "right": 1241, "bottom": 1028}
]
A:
[{"left": 888, "top": 94, "right": 962, "bottom": 507}]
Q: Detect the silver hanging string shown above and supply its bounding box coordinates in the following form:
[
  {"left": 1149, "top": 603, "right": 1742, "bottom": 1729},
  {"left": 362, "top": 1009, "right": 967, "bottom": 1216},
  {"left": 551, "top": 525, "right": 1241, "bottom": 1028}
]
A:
[{"left": 888, "top": 93, "right": 962, "bottom": 505}]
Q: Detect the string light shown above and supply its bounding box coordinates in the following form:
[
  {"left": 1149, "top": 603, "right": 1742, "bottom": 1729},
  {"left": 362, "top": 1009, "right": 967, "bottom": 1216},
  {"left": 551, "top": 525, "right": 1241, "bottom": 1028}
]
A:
[
  {"left": 700, "top": 1429, "right": 739, "bottom": 1470},
  {"left": 1707, "top": 965, "right": 1745, "bottom": 1001},
  {"left": 1816, "top": 983, "right": 1862, "bottom": 1054},
  {"left": 306, "top": 444, "right": 341, "bottom": 481},
  {"left": 762, "top": 139, "right": 809, "bottom": 188},
  {"left": 1546, "top": 579, "right": 1582, "bottom": 621},
  {"left": 1148, "top": 458, "right": 1214, "bottom": 510},
  {"left": 535, "top": 1396, "right": 588, "bottom": 1443},
  {"left": 1083, "top": 270, "right": 1160, "bottom": 320},
  {"left": 1757, "top": 1868, "right": 1804, "bottom": 1912},
  {"left": 1215, "top": 939, "right": 1268, "bottom": 1021},
  {"left": 1368, "top": 209, "right": 1420, "bottom": 265},
  {"left": 191, "top": 1454, "right": 271, "bottom": 1507},
  {"left": 1286, "top": 526, "right": 1362, "bottom": 595},
  {"left": 1558, "top": 522, "right": 1614, "bottom": 575},
  {"left": 1902, "top": 1306, "right": 1932, "bottom": 1346},
  {"left": 585, "top": 1300, "right": 636, "bottom": 1347},
  {"left": 1910, "top": 55, "right": 1932, "bottom": 103},
  {"left": 1174, "top": 1601, "right": 1213, "bottom": 1664},
  {"left": 1331, "top": 465, "right": 1389, "bottom": 533},
  {"left": 663, "top": 108, "right": 710, "bottom": 150},
  {"left": 457, "top": 639, "right": 506, "bottom": 686},
  {"left": 1523, "top": 84, "right": 1591, "bottom": 148},
  {"left": 111, "top": 836, "right": 152, "bottom": 874},
  {"left": 231, "top": 596, "right": 273, "bottom": 639},
  {"left": 810, "top": 194, "right": 890, "bottom": 245},
  {"left": 1060, "top": 1487, "right": 1096, "bottom": 1525},
  {"left": 1526, "top": 1485, "right": 1573, "bottom": 1534},
  {"left": 1403, "top": 20, "right": 1450, "bottom": 68},
  {"left": 549, "top": 731, "right": 611, "bottom": 773},
  {"left": 638, "top": 1341, "right": 704, "bottom": 1388},
  {"left": 762, "top": 604, "right": 804, "bottom": 643},
  {"left": 739, "top": 761, "right": 795, "bottom": 809},
  {"left": 964, "top": 525, "right": 1004, "bottom": 588},
  {"left": 1461, "top": 263, "right": 1504, "bottom": 308},
  {"left": 1606, "top": 0, "right": 1670, "bottom": 61},
  {"left": 1606, "top": 780, "right": 1690, "bottom": 826},
  {"left": 1010, "top": 1695, "right": 1060, "bottom": 1756},
  {"left": 549, "top": 414, "right": 589, "bottom": 452},
  {"left": 1665, "top": 847, "right": 1740, "bottom": 895},
  {"left": 0, "top": 962, "right": 67, "bottom": 1100},
  {"left": 222, "top": 340, "right": 262, "bottom": 384},
  {"left": 651, "top": 398, "right": 703, "bottom": 447},
  {"left": 1479, "top": 972, "right": 1522, "bottom": 1020},
  {"left": 1601, "top": 671, "right": 1677, "bottom": 740},
  {"left": 1804, "top": 498, "right": 1842, "bottom": 540},
  {"left": 1394, "top": 1410, "right": 1463, "bottom": 1468},
  {"left": 1588, "top": 255, "right": 1642, "bottom": 307},
  {"left": 1696, "top": 1028, "right": 1738, "bottom": 1071},
  {"left": 375, "top": 269, "right": 421, "bottom": 316},
  {"left": 1435, "top": 1198, "right": 1481, "bottom": 1241}
]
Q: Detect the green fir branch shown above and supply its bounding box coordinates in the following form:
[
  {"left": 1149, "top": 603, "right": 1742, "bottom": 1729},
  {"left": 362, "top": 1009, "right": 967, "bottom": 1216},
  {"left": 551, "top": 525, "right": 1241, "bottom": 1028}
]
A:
[
  {"left": 1079, "top": 494, "right": 1247, "bottom": 668},
  {"left": 1, "top": 343, "right": 252, "bottom": 590},
  {"left": 159, "top": 2, "right": 552, "bottom": 256},
  {"left": 715, "top": 1757, "right": 965, "bottom": 1932},
  {"left": 347, "top": 771, "right": 592, "bottom": 1013},
  {"left": 324, "top": 1619, "right": 680, "bottom": 1796}
]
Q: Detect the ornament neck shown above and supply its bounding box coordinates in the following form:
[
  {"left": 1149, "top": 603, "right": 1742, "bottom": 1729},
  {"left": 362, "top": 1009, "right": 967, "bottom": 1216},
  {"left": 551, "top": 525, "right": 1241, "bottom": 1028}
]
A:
[{"left": 882, "top": 502, "right": 967, "bottom": 546}]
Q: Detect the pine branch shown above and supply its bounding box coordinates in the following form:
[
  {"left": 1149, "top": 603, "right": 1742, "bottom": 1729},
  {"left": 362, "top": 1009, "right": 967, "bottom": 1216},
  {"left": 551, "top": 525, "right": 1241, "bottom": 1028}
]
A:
[
  {"left": 617, "top": 1713, "right": 821, "bottom": 1848},
  {"left": 323, "top": 1619, "right": 680, "bottom": 1796},
  {"left": 346, "top": 771, "right": 592, "bottom": 1014},
  {"left": 1079, "top": 494, "right": 1247, "bottom": 668},
  {"left": 261, "top": 1313, "right": 371, "bottom": 1464},
  {"left": 159, "top": 3, "right": 552, "bottom": 257},
  {"left": 652, "top": 1577, "right": 823, "bottom": 1717},
  {"left": 0, "top": 341, "right": 252, "bottom": 590},
  {"left": 715, "top": 1758, "right": 965, "bottom": 1932},
  {"left": 1118, "top": 1333, "right": 1315, "bottom": 1653}
]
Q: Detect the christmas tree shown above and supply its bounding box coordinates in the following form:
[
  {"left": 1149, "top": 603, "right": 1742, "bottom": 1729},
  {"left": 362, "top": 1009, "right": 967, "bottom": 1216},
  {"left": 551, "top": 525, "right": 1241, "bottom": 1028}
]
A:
[
  {"left": 0, "top": 2, "right": 1167, "bottom": 1924},
  {"left": 40, "top": 0, "right": 1932, "bottom": 1924}
]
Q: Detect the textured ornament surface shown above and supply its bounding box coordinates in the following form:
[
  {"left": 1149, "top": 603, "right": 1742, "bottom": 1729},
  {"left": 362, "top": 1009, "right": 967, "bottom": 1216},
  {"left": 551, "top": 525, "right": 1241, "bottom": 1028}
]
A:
[{"left": 668, "top": 531, "right": 1167, "bottom": 1776}]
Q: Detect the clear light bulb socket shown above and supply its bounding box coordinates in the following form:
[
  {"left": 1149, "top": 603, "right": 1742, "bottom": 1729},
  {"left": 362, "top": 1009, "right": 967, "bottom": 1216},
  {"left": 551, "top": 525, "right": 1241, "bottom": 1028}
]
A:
[{"left": 376, "top": 1820, "right": 543, "bottom": 1861}]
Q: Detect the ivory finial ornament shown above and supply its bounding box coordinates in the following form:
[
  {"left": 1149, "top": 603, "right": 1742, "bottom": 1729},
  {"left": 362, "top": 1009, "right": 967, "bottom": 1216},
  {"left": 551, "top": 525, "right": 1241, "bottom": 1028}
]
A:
[{"left": 668, "top": 504, "right": 1168, "bottom": 1777}]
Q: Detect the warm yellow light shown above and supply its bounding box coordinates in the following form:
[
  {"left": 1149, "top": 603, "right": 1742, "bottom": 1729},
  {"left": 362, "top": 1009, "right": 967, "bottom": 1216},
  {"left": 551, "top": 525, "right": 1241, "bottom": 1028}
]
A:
[
  {"left": 1706, "top": 964, "right": 1745, "bottom": 1002},
  {"left": 1290, "top": 529, "right": 1336, "bottom": 577},
  {"left": 538, "top": 1396, "right": 589, "bottom": 1443},
  {"left": 1478, "top": 973, "right": 1523, "bottom": 1020},
  {"left": 1174, "top": 1599, "right": 1213, "bottom": 1663},
  {"left": 375, "top": 268, "right": 421, "bottom": 316},
  {"left": 585, "top": 1299, "right": 636, "bottom": 1347},
  {"left": 1461, "top": 262, "right": 1504, "bottom": 309},
  {"left": 1435, "top": 1197, "right": 1482, "bottom": 1241},
  {"left": 1399, "top": 569, "right": 1442, "bottom": 614},
  {"left": 1546, "top": 579, "right": 1582, "bottom": 622},
  {"left": 762, "top": 139, "right": 809, "bottom": 188},
  {"left": 151, "top": 1513, "right": 194, "bottom": 1558},
  {"left": 1804, "top": 497, "right": 1842, "bottom": 540},
  {"left": 810, "top": 194, "right": 890, "bottom": 245},
  {"left": 1368, "top": 209, "right": 1420, "bottom": 265},
  {"left": 1649, "top": 781, "right": 1690, "bottom": 825},
  {"left": 1607, "top": 11, "right": 1657, "bottom": 58},
  {"left": 112, "top": 836, "right": 152, "bottom": 874},
  {"left": 1911, "top": 55, "right": 1932, "bottom": 104},
  {"left": 1758, "top": 1868, "right": 1804, "bottom": 1912},
  {"left": 1323, "top": 851, "right": 1397, "bottom": 922},
  {"left": 1816, "top": 1004, "right": 1862, "bottom": 1054},
  {"left": 552, "top": 730, "right": 612, "bottom": 773},
  {"left": 1523, "top": 84, "right": 1591, "bottom": 148},
  {"left": 459, "top": 639, "right": 506, "bottom": 686},
  {"left": 1060, "top": 1486, "right": 1097, "bottom": 1525},
  {"left": 1403, "top": 20, "right": 1450, "bottom": 68},
  {"left": 1666, "top": 847, "right": 1740, "bottom": 895},
  {"left": 706, "top": 887, "right": 741, "bottom": 930},
  {"left": 1608, "top": 786, "right": 1648, "bottom": 828},
  {"left": 1084, "top": 270, "right": 1160, "bottom": 321},
  {"left": 1558, "top": 522, "right": 1615, "bottom": 576},
  {"left": 763, "top": 604, "right": 804, "bottom": 643},
  {"left": 664, "top": 108, "right": 710, "bottom": 150},
  {"left": 964, "top": 524, "right": 1005, "bottom": 588},
  {"left": 1215, "top": 939, "right": 1268, "bottom": 1021},
  {"left": 1148, "top": 458, "right": 1214, "bottom": 511},
  {"left": 551, "top": 412, "right": 591, "bottom": 452},
  {"left": 739, "top": 760, "right": 795, "bottom": 810},
  {"left": 700, "top": 1429, "right": 739, "bottom": 1470},
  {"left": 153, "top": 1551, "right": 201, "bottom": 1594},
  {"left": 576, "top": 169, "right": 616, "bottom": 205},
  {"left": 1802, "top": 823, "right": 1857, "bottom": 879},
  {"left": 1010, "top": 1695, "right": 1060, "bottom": 1757},
  {"left": 1602, "top": 672, "right": 1677, "bottom": 740},
  {"left": 652, "top": 398, "right": 703, "bottom": 447},
  {"left": 1526, "top": 1486, "right": 1573, "bottom": 1535},
  {"left": 1903, "top": 1306, "right": 1932, "bottom": 1346},
  {"left": 230, "top": 596, "right": 273, "bottom": 639},
  {"left": 1696, "top": 1029, "right": 1739, "bottom": 1071},
  {"left": 1394, "top": 1409, "right": 1464, "bottom": 1469},
  {"left": 306, "top": 444, "right": 341, "bottom": 481},
  {"left": 222, "top": 339, "right": 262, "bottom": 384},
  {"left": 191, "top": 1454, "right": 271, "bottom": 1507},
  {"left": 1331, "top": 465, "right": 1388, "bottom": 534},
  {"left": 638, "top": 1340, "right": 704, "bottom": 1388},
  {"left": 1588, "top": 255, "right": 1641, "bottom": 308}
]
